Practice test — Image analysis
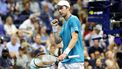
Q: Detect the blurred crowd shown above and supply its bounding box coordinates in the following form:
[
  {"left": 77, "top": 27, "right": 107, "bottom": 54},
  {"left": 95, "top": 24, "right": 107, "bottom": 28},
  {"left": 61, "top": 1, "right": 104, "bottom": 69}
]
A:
[{"left": 0, "top": 0, "right": 121, "bottom": 69}]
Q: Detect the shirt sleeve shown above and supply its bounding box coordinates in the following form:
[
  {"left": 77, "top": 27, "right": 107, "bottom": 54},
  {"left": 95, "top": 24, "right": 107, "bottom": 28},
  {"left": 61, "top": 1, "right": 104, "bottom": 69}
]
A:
[{"left": 70, "top": 18, "right": 79, "bottom": 33}]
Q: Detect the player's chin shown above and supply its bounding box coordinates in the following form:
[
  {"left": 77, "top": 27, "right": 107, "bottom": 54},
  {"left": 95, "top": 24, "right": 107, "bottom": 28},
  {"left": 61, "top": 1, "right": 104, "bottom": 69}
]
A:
[
  {"left": 61, "top": 14, "right": 65, "bottom": 17},
  {"left": 60, "top": 13, "right": 64, "bottom": 16}
]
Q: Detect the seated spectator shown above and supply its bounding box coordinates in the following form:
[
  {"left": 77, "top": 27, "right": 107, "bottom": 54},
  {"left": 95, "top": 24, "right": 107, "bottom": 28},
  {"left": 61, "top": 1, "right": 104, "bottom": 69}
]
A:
[
  {"left": 46, "top": 32, "right": 56, "bottom": 47},
  {"left": 30, "top": 0, "right": 40, "bottom": 15},
  {"left": 88, "top": 39, "right": 104, "bottom": 59},
  {"left": 6, "top": 34, "right": 20, "bottom": 58},
  {"left": 16, "top": 47, "right": 30, "bottom": 69},
  {"left": 94, "top": 58, "right": 105, "bottom": 69},
  {"left": 16, "top": 29, "right": 26, "bottom": 43},
  {"left": 39, "top": 26, "right": 49, "bottom": 46},
  {"left": 4, "top": 15, "right": 17, "bottom": 36},
  {"left": 0, "top": 0, "right": 8, "bottom": 20},
  {"left": 32, "top": 34, "right": 47, "bottom": 53},
  {"left": 105, "top": 59, "right": 119, "bottom": 69},
  {"left": 15, "top": 0, "right": 27, "bottom": 13},
  {"left": 6, "top": 0, "right": 17, "bottom": 16},
  {"left": 0, "top": 48, "right": 13, "bottom": 69},
  {"left": 84, "top": 59, "right": 93, "bottom": 69},
  {"left": 19, "top": 14, "right": 39, "bottom": 37},
  {"left": 40, "top": 1, "right": 54, "bottom": 34},
  {"left": 105, "top": 50, "right": 120, "bottom": 69},
  {"left": 18, "top": 1, "right": 32, "bottom": 23},
  {"left": 84, "top": 24, "right": 103, "bottom": 47},
  {"left": 48, "top": 44, "right": 58, "bottom": 57}
]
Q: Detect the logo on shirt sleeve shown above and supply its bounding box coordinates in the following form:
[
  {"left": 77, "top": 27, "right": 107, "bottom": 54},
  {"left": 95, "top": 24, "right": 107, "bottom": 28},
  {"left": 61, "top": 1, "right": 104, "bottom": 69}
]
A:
[{"left": 74, "top": 27, "right": 78, "bottom": 31}]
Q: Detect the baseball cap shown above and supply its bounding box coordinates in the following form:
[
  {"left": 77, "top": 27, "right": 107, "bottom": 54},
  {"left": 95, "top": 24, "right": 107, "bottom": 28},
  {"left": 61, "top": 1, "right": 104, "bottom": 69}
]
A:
[
  {"left": 93, "top": 25, "right": 102, "bottom": 30},
  {"left": 57, "top": 0, "right": 70, "bottom": 8}
]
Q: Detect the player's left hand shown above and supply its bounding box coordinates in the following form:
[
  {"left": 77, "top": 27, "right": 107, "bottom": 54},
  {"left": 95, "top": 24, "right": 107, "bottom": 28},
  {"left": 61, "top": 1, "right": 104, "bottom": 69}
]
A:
[{"left": 58, "top": 53, "right": 67, "bottom": 61}]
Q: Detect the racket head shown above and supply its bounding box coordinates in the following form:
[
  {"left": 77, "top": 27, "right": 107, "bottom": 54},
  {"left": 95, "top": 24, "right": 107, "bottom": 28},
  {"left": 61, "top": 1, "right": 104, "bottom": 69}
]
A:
[{"left": 34, "top": 54, "right": 58, "bottom": 67}]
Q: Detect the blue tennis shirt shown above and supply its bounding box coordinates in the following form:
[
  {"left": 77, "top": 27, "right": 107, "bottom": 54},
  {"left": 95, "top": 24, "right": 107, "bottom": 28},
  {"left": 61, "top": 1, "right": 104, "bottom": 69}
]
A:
[{"left": 60, "top": 15, "right": 84, "bottom": 64}]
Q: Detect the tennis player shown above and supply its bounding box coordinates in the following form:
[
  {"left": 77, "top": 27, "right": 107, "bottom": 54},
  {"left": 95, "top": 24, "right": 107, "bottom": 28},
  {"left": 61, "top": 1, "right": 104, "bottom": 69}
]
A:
[{"left": 51, "top": 0, "right": 84, "bottom": 69}]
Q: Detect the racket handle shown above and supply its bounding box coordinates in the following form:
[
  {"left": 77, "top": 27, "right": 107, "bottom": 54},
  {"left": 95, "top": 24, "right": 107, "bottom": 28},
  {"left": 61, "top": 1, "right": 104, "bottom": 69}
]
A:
[{"left": 68, "top": 55, "right": 80, "bottom": 59}]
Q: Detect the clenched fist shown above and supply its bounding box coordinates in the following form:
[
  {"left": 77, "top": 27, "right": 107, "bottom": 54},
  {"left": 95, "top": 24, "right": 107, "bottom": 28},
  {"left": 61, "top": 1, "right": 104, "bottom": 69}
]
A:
[{"left": 51, "top": 19, "right": 59, "bottom": 27}]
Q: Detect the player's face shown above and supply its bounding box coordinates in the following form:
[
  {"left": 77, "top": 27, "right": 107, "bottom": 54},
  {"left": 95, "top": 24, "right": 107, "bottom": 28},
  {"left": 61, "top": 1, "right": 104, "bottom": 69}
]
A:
[{"left": 58, "top": 5, "right": 68, "bottom": 17}]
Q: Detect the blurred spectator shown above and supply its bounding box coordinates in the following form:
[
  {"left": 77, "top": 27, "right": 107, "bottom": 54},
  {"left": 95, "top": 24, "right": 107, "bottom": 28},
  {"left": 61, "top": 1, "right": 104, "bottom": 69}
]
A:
[
  {"left": 41, "top": 0, "right": 54, "bottom": 12},
  {"left": 105, "top": 59, "right": 119, "bottom": 69},
  {"left": 84, "top": 24, "right": 103, "bottom": 47},
  {"left": 32, "top": 34, "right": 47, "bottom": 53},
  {"left": 32, "top": 19, "right": 41, "bottom": 37},
  {"left": 48, "top": 44, "right": 58, "bottom": 57},
  {"left": 16, "top": 30, "right": 26, "bottom": 43},
  {"left": 4, "top": 15, "right": 18, "bottom": 36},
  {"left": 18, "top": 1, "right": 32, "bottom": 23},
  {"left": 108, "top": 42, "right": 118, "bottom": 53},
  {"left": 16, "top": 47, "right": 29, "bottom": 69},
  {"left": 39, "top": 26, "right": 49, "bottom": 46},
  {"left": 40, "top": 1, "right": 54, "bottom": 34},
  {"left": 30, "top": 0, "right": 40, "bottom": 15},
  {"left": 21, "top": 41, "right": 31, "bottom": 51},
  {"left": 0, "top": 48, "right": 13, "bottom": 69},
  {"left": 6, "top": 34, "right": 20, "bottom": 58},
  {"left": 6, "top": 0, "right": 16, "bottom": 15},
  {"left": 72, "top": 0, "right": 83, "bottom": 17},
  {"left": 0, "top": 0, "right": 8, "bottom": 20},
  {"left": 19, "top": 14, "right": 39, "bottom": 43},
  {"left": 94, "top": 58, "right": 105, "bottom": 69},
  {"left": 51, "top": 0, "right": 59, "bottom": 6},
  {"left": 84, "top": 59, "right": 92, "bottom": 69},
  {"left": 15, "top": 0, "right": 30, "bottom": 13},
  {"left": 105, "top": 50, "right": 120, "bottom": 69},
  {"left": 46, "top": 32, "right": 56, "bottom": 50},
  {"left": 83, "top": 23, "right": 92, "bottom": 47},
  {"left": 88, "top": 39, "right": 104, "bottom": 59}
]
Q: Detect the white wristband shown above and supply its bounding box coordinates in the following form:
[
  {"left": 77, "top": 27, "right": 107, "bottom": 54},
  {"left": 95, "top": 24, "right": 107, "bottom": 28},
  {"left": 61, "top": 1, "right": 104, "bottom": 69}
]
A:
[
  {"left": 64, "top": 48, "right": 71, "bottom": 55},
  {"left": 52, "top": 26, "right": 57, "bottom": 32}
]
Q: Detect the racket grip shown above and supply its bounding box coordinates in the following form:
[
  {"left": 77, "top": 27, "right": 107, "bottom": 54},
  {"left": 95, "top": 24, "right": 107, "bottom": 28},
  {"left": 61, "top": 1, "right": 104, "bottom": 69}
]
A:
[{"left": 68, "top": 55, "right": 80, "bottom": 59}]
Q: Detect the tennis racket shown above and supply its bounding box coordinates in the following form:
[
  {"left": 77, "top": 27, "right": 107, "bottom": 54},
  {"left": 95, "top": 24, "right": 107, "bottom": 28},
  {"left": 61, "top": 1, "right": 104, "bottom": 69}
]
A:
[{"left": 33, "top": 54, "right": 80, "bottom": 69}]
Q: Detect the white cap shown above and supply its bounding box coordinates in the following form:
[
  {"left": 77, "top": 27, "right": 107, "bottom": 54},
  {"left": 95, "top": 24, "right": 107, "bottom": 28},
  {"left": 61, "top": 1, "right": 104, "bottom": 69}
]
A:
[
  {"left": 57, "top": 0, "right": 70, "bottom": 8},
  {"left": 94, "top": 25, "right": 102, "bottom": 30}
]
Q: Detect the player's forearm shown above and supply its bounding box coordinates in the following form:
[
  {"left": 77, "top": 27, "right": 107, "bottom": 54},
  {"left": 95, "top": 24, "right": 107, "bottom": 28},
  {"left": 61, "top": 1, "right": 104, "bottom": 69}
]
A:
[
  {"left": 53, "top": 32, "right": 62, "bottom": 44},
  {"left": 68, "top": 33, "right": 78, "bottom": 50},
  {"left": 64, "top": 32, "right": 78, "bottom": 54}
]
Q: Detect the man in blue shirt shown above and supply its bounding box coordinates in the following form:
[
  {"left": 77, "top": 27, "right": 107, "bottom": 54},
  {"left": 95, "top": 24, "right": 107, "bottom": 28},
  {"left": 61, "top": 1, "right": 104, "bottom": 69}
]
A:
[{"left": 51, "top": 0, "right": 84, "bottom": 69}]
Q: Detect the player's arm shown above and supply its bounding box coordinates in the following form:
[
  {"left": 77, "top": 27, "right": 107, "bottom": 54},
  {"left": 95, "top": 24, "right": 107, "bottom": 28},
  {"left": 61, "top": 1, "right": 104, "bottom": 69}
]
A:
[
  {"left": 63, "top": 31, "right": 78, "bottom": 55},
  {"left": 51, "top": 19, "right": 62, "bottom": 44},
  {"left": 53, "top": 31, "right": 62, "bottom": 44},
  {"left": 63, "top": 17, "right": 80, "bottom": 55},
  {"left": 58, "top": 31, "right": 78, "bottom": 60}
]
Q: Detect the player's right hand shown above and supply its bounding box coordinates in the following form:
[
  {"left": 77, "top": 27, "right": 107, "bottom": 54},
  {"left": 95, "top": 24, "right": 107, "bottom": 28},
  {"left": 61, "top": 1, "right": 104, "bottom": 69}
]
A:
[{"left": 51, "top": 19, "right": 59, "bottom": 26}]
